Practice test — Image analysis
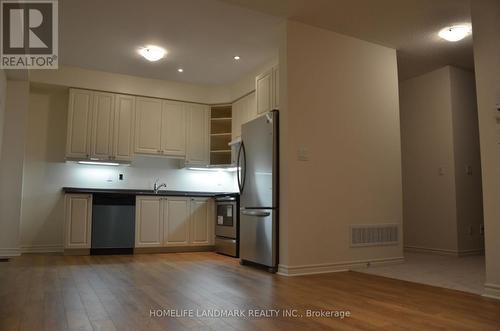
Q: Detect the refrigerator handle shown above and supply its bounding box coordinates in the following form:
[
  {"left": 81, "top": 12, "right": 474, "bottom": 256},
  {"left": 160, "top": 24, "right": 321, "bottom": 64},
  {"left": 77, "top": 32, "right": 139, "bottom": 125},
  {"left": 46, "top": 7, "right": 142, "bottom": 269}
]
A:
[
  {"left": 237, "top": 142, "right": 243, "bottom": 193},
  {"left": 241, "top": 142, "right": 246, "bottom": 192},
  {"left": 241, "top": 210, "right": 271, "bottom": 217}
]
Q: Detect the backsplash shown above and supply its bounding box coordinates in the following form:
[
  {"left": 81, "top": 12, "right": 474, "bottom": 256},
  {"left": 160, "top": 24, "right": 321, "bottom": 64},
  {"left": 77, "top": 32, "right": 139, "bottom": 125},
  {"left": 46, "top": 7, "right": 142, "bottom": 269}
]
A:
[{"left": 60, "top": 156, "right": 237, "bottom": 192}]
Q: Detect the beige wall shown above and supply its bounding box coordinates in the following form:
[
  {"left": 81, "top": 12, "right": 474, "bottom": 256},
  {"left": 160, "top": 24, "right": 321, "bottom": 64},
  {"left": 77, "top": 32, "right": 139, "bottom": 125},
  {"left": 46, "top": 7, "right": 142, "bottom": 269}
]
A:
[
  {"left": 400, "top": 66, "right": 483, "bottom": 255},
  {"left": 450, "top": 67, "right": 484, "bottom": 253},
  {"left": 471, "top": 0, "right": 500, "bottom": 299},
  {"left": 0, "top": 70, "right": 6, "bottom": 156},
  {"left": 0, "top": 81, "right": 29, "bottom": 257},
  {"left": 279, "top": 21, "right": 403, "bottom": 273}
]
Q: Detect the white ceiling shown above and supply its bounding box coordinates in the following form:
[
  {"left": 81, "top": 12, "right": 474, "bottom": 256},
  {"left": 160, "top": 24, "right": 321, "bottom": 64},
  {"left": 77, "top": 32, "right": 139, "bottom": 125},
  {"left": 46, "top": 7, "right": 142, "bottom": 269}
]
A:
[
  {"left": 58, "top": 0, "right": 474, "bottom": 85},
  {"left": 59, "top": 0, "right": 282, "bottom": 85},
  {"left": 220, "top": 0, "right": 474, "bottom": 81}
]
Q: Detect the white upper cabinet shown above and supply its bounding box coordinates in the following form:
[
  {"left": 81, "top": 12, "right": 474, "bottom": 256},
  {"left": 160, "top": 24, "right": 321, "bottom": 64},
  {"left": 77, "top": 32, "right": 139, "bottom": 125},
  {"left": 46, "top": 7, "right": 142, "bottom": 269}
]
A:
[
  {"left": 135, "top": 97, "right": 163, "bottom": 155},
  {"left": 90, "top": 92, "right": 115, "bottom": 160},
  {"left": 161, "top": 100, "right": 186, "bottom": 157},
  {"left": 186, "top": 104, "right": 210, "bottom": 166},
  {"left": 113, "top": 94, "right": 135, "bottom": 161},
  {"left": 256, "top": 65, "right": 279, "bottom": 115},
  {"left": 256, "top": 68, "right": 273, "bottom": 115},
  {"left": 65, "top": 88, "right": 210, "bottom": 163},
  {"left": 231, "top": 97, "right": 244, "bottom": 140},
  {"left": 163, "top": 197, "right": 190, "bottom": 246},
  {"left": 66, "top": 89, "right": 93, "bottom": 159},
  {"left": 231, "top": 91, "right": 256, "bottom": 140},
  {"left": 272, "top": 66, "right": 279, "bottom": 109},
  {"left": 66, "top": 89, "right": 135, "bottom": 162}
]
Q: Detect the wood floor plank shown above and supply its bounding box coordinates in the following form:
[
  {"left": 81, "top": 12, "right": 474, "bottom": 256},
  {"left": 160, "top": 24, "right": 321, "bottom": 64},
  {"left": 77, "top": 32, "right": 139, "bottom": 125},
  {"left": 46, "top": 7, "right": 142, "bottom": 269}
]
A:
[{"left": 0, "top": 253, "right": 499, "bottom": 331}]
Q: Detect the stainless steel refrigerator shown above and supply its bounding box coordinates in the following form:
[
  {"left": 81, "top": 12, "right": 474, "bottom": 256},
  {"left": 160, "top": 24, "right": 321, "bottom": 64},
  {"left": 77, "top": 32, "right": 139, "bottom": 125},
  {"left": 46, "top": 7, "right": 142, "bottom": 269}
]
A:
[{"left": 237, "top": 110, "right": 278, "bottom": 272}]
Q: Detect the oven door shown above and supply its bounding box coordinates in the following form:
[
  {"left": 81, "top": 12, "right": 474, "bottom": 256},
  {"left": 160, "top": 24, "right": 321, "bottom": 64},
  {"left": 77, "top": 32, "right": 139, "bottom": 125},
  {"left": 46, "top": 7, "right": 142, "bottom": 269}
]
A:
[{"left": 215, "top": 202, "right": 237, "bottom": 238}]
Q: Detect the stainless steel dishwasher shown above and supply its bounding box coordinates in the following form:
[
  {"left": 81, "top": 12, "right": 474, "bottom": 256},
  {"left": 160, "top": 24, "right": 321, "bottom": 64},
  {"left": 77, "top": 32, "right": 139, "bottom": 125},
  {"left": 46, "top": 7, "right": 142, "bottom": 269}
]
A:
[{"left": 91, "top": 194, "right": 135, "bottom": 255}]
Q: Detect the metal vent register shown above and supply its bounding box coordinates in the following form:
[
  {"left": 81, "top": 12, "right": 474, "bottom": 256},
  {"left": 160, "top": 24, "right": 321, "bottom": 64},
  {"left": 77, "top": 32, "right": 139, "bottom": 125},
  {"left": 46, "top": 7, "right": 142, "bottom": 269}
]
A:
[{"left": 350, "top": 224, "right": 399, "bottom": 247}]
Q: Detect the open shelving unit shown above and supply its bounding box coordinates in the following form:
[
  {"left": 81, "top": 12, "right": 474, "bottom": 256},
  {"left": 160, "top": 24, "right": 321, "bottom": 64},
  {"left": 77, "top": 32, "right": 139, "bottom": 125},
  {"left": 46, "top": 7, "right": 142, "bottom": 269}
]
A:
[{"left": 210, "top": 105, "right": 232, "bottom": 165}]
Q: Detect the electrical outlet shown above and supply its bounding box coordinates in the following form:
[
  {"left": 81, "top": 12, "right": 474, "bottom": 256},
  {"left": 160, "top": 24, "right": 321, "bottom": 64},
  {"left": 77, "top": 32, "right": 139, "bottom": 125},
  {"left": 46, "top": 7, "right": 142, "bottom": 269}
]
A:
[
  {"left": 119, "top": 173, "right": 124, "bottom": 181},
  {"left": 297, "top": 146, "right": 309, "bottom": 161}
]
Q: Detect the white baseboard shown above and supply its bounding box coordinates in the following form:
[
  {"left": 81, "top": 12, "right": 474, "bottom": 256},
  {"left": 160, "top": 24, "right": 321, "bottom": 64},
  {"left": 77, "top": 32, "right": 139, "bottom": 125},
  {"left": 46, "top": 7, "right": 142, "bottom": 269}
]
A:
[
  {"left": 483, "top": 283, "right": 500, "bottom": 301},
  {"left": 21, "top": 245, "right": 64, "bottom": 254},
  {"left": 277, "top": 256, "right": 405, "bottom": 276},
  {"left": 0, "top": 248, "right": 21, "bottom": 257},
  {"left": 404, "top": 246, "right": 484, "bottom": 257}
]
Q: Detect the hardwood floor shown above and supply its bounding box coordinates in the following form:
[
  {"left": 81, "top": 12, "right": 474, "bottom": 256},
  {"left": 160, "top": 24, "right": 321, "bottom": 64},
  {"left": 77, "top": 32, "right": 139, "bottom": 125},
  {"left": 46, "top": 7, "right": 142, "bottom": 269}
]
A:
[{"left": 1, "top": 253, "right": 499, "bottom": 331}]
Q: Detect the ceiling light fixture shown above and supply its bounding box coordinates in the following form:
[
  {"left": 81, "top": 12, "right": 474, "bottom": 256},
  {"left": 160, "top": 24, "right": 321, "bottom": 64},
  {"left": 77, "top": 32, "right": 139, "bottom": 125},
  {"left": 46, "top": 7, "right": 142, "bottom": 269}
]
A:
[
  {"left": 233, "top": 55, "right": 240, "bottom": 60},
  {"left": 138, "top": 45, "right": 167, "bottom": 61},
  {"left": 177, "top": 68, "right": 184, "bottom": 72},
  {"left": 438, "top": 24, "right": 472, "bottom": 42}
]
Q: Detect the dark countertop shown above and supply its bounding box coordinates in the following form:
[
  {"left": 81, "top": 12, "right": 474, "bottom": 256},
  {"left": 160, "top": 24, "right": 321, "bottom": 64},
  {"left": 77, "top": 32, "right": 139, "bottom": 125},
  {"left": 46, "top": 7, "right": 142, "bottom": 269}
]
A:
[{"left": 62, "top": 187, "right": 239, "bottom": 198}]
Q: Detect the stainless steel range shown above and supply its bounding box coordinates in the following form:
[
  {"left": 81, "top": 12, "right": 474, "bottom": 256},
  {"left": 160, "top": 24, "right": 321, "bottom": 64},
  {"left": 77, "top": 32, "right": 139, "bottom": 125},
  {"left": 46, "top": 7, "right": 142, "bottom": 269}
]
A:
[{"left": 214, "top": 195, "right": 239, "bottom": 257}]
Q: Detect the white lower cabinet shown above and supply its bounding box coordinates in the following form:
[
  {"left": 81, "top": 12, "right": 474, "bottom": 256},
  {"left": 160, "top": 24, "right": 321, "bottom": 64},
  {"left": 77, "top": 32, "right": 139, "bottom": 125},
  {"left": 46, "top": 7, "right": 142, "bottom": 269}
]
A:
[
  {"left": 190, "top": 198, "right": 213, "bottom": 245},
  {"left": 135, "top": 196, "right": 214, "bottom": 248},
  {"left": 135, "top": 196, "right": 163, "bottom": 247},
  {"left": 64, "top": 194, "right": 92, "bottom": 249},
  {"left": 163, "top": 197, "right": 190, "bottom": 246}
]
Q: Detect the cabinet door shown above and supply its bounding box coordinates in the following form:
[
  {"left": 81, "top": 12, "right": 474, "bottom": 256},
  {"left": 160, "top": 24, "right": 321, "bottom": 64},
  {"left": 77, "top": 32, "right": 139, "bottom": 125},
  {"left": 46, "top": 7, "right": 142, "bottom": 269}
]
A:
[
  {"left": 135, "top": 97, "right": 162, "bottom": 155},
  {"left": 246, "top": 91, "right": 257, "bottom": 122},
  {"left": 231, "top": 97, "right": 243, "bottom": 139},
  {"left": 64, "top": 194, "right": 92, "bottom": 249},
  {"left": 66, "top": 89, "right": 93, "bottom": 159},
  {"left": 161, "top": 100, "right": 186, "bottom": 157},
  {"left": 189, "top": 198, "right": 212, "bottom": 245},
  {"left": 90, "top": 92, "right": 115, "bottom": 160},
  {"left": 256, "top": 68, "right": 273, "bottom": 115},
  {"left": 186, "top": 104, "right": 210, "bottom": 166},
  {"left": 163, "top": 197, "right": 190, "bottom": 246},
  {"left": 135, "top": 196, "right": 163, "bottom": 247},
  {"left": 113, "top": 94, "right": 135, "bottom": 161},
  {"left": 272, "top": 66, "right": 279, "bottom": 109}
]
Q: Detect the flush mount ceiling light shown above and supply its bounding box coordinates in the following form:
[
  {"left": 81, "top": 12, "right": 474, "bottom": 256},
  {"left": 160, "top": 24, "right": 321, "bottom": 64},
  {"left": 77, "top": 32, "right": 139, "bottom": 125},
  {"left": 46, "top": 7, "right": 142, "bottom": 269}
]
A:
[
  {"left": 177, "top": 68, "right": 184, "bottom": 72},
  {"left": 138, "top": 45, "right": 167, "bottom": 61},
  {"left": 233, "top": 55, "right": 240, "bottom": 60},
  {"left": 438, "top": 24, "right": 472, "bottom": 42}
]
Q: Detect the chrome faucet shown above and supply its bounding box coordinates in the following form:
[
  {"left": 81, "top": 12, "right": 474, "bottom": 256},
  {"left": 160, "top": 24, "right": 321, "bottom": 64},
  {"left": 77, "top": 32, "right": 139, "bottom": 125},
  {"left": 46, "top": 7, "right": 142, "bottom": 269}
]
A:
[{"left": 153, "top": 178, "right": 167, "bottom": 194}]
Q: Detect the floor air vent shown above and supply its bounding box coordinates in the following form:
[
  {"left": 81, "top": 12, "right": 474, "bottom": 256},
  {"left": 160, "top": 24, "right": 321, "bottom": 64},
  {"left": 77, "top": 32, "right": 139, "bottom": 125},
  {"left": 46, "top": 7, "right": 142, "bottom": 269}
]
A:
[{"left": 350, "top": 224, "right": 399, "bottom": 247}]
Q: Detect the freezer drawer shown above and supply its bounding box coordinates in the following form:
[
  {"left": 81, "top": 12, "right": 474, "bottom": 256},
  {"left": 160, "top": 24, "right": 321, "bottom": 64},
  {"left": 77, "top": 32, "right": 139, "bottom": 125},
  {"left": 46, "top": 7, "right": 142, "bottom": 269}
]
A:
[{"left": 239, "top": 208, "right": 277, "bottom": 268}]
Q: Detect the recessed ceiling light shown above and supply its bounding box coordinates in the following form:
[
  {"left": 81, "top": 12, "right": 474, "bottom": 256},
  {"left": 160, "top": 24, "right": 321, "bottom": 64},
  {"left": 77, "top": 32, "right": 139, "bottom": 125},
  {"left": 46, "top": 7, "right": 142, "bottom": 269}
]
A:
[
  {"left": 233, "top": 55, "right": 240, "bottom": 60},
  {"left": 177, "top": 68, "right": 184, "bottom": 72},
  {"left": 138, "top": 45, "right": 167, "bottom": 62},
  {"left": 438, "top": 24, "right": 472, "bottom": 42}
]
